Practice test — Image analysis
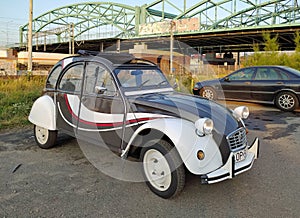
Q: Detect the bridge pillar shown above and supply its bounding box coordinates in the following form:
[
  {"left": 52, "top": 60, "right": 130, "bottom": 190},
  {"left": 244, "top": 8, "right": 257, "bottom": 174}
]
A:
[
  {"left": 100, "top": 42, "right": 104, "bottom": 52},
  {"left": 117, "top": 39, "right": 121, "bottom": 53}
]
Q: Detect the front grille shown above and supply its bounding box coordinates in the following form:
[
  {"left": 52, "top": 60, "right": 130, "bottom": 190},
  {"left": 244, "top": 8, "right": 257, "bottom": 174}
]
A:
[{"left": 226, "top": 127, "right": 247, "bottom": 151}]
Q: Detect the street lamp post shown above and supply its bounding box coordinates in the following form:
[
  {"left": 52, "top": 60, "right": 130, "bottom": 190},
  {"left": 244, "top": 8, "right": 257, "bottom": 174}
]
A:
[{"left": 28, "top": 0, "right": 33, "bottom": 74}]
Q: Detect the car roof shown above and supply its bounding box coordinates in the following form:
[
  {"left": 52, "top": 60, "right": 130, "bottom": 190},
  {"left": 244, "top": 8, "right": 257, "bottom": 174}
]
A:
[
  {"left": 243, "top": 65, "right": 282, "bottom": 68},
  {"left": 77, "top": 50, "right": 157, "bottom": 67},
  {"left": 235, "top": 65, "right": 300, "bottom": 78}
]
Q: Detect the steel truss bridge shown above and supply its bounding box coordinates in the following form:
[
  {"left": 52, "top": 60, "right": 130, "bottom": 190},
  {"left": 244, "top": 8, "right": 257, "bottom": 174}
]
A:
[{"left": 19, "top": 0, "right": 300, "bottom": 54}]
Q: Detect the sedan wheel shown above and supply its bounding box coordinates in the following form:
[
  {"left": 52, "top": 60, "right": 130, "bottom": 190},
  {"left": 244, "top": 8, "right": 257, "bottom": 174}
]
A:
[
  {"left": 34, "top": 125, "right": 57, "bottom": 149},
  {"left": 200, "top": 87, "right": 216, "bottom": 100},
  {"left": 275, "top": 92, "right": 299, "bottom": 112},
  {"left": 140, "top": 140, "right": 185, "bottom": 199}
]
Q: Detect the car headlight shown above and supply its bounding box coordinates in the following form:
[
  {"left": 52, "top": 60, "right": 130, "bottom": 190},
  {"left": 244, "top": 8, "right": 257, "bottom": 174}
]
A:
[
  {"left": 195, "top": 118, "right": 214, "bottom": 136},
  {"left": 233, "top": 106, "right": 249, "bottom": 120},
  {"left": 193, "top": 83, "right": 201, "bottom": 90}
]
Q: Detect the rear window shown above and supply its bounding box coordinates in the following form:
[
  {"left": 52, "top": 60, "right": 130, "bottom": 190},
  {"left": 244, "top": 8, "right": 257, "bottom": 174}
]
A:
[
  {"left": 46, "top": 65, "right": 62, "bottom": 88},
  {"left": 282, "top": 66, "right": 300, "bottom": 78},
  {"left": 58, "top": 64, "right": 84, "bottom": 93}
]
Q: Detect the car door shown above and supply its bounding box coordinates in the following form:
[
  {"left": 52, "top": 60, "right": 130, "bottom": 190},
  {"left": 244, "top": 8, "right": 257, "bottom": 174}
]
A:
[
  {"left": 251, "top": 67, "right": 284, "bottom": 102},
  {"left": 56, "top": 61, "right": 84, "bottom": 135},
  {"left": 76, "top": 61, "right": 126, "bottom": 151},
  {"left": 55, "top": 61, "right": 127, "bottom": 151},
  {"left": 220, "top": 68, "right": 255, "bottom": 100}
]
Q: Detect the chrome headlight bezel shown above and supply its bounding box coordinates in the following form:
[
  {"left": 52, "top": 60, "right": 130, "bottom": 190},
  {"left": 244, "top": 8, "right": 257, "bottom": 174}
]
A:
[
  {"left": 233, "top": 106, "right": 249, "bottom": 120},
  {"left": 195, "top": 118, "right": 214, "bottom": 136}
]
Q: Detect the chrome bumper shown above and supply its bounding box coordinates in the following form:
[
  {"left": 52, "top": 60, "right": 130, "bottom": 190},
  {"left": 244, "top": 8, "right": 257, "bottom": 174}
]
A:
[{"left": 201, "top": 137, "right": 259, "bottom": 184}]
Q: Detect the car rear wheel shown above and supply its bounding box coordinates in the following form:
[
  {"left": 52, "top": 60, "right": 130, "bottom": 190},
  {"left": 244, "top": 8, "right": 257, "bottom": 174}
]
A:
[
  {"left": 275, "top": 91, "right": 299, "bottom": 112},
  {"left": 34, "top": 125, "right": 57, "bottom": 149},
  {"left": 200, "top": 87, "right": 216, "bottom": 100},
  {"left": 140, "top": 140, "right": 185, "bottom": 199}
]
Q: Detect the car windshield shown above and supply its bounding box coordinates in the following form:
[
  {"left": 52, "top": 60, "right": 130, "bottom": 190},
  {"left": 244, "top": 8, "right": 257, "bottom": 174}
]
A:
[{"left": 114, "top": 67, "right": 172, "bottom": 94}]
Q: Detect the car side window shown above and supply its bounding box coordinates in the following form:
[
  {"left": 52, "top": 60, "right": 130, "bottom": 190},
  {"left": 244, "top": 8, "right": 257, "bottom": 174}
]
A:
[
  {"left": 229, "top": 68, "right": 255, "bottom": 80},
  {"left": 46, "top": 65, "right": 62, "bottom": 88},
  {"left": 274, "top": 68, "right": 289, "bottom": 80},
  {"left": 84, "top": 62, "right": 116, "bottom": 96},
  {"left": 268, "top": 69, "right": 281, "bottom": 80},
  {"left": 58, "top": 64, "right": 84, "bottom": 93},
  {"left": 255, "top": 68, "right": 269, "bottom": 80},
  {"left": 255, "top": 68, "right": 280, "bottom": 80}
]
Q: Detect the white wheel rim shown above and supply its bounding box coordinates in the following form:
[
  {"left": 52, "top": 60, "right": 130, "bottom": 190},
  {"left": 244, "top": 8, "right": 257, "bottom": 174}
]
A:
[
  {"left": 202, "top": 89, "right": 214, "bottom": 100},
  {"left": 278, "top": 94, "right": 295, "bottom": 109},
  {"left": 35, "top": 126, "right": 49, "bottom": 145},
  {"left": 143, "top": 149, "right": 172, "bottom": 192}
]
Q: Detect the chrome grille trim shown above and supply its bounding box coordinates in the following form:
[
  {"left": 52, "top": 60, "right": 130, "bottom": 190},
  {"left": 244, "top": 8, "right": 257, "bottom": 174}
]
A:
[{"left": 226, "top": 127, "right": 247, "bottom": 151}]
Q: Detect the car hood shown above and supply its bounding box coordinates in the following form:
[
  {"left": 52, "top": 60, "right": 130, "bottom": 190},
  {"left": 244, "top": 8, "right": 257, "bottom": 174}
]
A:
[
  {"left": 197, "top": 78, "right": 221, "bottom": 87},
  {"left": 128, "top": 92, "right": 240, "bottom": 136}
]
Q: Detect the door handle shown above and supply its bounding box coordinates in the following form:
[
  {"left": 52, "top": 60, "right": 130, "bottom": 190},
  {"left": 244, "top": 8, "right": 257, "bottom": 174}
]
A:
[
  {"left": 244, "top": 82, "right": 251, "bottom": 85},
  {"left": 276, "top": 82, "right": 283, "bottom": 84}
]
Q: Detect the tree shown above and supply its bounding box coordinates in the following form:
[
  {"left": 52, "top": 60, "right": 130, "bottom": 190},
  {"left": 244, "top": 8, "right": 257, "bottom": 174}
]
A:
[
  {"left": 294, "top": 31, "right": 300, "bottom": 53},
  {"left": 262, "top": 32, "right": 279, "bottom": 52},
  {"left": 244, "top": 32, "right": 280, "bottom": 66},
  {"left": 243, "top": 31, "right": 300, "bottom": 71}
]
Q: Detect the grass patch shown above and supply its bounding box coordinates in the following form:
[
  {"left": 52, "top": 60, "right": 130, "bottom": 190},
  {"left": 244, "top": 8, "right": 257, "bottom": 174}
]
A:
[{"left": 0, "top": 76, "right": 46, "bottom": 129}]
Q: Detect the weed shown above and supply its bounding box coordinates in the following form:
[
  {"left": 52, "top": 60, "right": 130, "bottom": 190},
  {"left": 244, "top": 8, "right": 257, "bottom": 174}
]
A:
[{"left": 0, "top": 76, "right": 46, "bottom": 129}]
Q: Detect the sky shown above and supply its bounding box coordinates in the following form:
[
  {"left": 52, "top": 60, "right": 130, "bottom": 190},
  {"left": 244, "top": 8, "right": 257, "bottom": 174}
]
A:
[
  {"left": 0, "top": 0, "right": 201, "bottom": 47},
  {"left": 0, "top": 0, "right": 153, "bottom": 47},
  {"left": 0, "top": 0, "right": 232, "bottom": 47}
]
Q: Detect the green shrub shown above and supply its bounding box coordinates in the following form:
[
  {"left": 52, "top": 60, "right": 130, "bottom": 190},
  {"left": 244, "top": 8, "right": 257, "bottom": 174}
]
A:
[
  {"left": 0, "top": 76, "right": 46, "bottom": 129},
  {"left": 243, "top": 31, "right": 300, "bottom": 70}
]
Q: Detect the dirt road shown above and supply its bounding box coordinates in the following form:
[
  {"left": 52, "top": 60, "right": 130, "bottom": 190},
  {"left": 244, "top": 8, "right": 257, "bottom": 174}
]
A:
[{"left": 1, "top": 102, "right": 300, "bottom": 217}]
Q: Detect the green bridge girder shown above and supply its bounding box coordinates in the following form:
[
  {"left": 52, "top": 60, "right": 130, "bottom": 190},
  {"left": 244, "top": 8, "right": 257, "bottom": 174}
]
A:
[{"left": 20, "top": 0, "right": 300, "bottom": 47}]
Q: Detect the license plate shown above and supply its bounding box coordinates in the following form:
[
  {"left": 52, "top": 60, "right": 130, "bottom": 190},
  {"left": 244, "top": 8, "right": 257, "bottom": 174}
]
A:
[{"left": 234, "top": 149, "right": 246, "bottom": 162}]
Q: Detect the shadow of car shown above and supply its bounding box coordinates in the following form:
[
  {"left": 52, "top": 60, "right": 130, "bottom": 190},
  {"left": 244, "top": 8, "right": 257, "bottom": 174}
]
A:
[{"left": 193, "top": 65, "right": 300, "bottom": 111}]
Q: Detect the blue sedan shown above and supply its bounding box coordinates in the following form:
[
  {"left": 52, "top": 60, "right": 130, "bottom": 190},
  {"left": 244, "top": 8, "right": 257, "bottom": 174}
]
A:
[{"left": 193, "top": 66, "right": 300, "bottom": 111}]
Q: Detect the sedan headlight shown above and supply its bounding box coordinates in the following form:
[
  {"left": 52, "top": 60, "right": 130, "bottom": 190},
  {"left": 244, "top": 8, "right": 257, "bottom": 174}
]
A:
[
  {"left": 233, "top": 106, "right": 249, "bottom": 120},
  {"left": 195, "top": 118, "right": 214, "bottom": 136},
  {"left": 193, "top": 83, "right": 201, "bottom": 90}
]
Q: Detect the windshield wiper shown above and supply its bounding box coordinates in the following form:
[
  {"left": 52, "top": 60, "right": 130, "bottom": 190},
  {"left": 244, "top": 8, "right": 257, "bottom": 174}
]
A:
[
  {"left": 139, "top": 79, "right": 168, "bottom": 89},
  {"left": 157, "top": 80, "right": 168, "bottom": 87},
  {"left": 138, "top": 79, "right": 150, "bottom": 88}
]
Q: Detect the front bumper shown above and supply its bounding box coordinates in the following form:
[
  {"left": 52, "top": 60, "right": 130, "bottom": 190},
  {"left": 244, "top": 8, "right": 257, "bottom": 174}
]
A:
[{"left": 201, "top": 137, "right": 259, "bottom": 184}]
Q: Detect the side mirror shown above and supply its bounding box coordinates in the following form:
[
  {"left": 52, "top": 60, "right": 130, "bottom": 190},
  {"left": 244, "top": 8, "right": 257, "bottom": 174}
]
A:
[
  {"left": 224, "top": 77, "right": 230, "bottom": 82},
  {"left": 95, "top": 86, "right": 107, "bottom": 94}
]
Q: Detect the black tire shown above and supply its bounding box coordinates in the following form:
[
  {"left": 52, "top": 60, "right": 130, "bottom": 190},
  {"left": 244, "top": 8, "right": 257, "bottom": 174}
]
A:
[
  {"left": 200, "top": 87, "right": 217, "bottom": 100},
  {"left": 34, "top": 125, "right": 57, "bottom": 149},
  {"left": 140, "top": 140, "right": 185, "bottom": 199},
  {"left": 275, "top": 91, "right": 299, "bottom": 112}
]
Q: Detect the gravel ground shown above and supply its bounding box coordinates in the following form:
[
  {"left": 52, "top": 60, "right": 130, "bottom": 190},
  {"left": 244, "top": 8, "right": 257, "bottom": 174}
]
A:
[{"left": 1, "top": 102, "right": 300, "bottom": 217}]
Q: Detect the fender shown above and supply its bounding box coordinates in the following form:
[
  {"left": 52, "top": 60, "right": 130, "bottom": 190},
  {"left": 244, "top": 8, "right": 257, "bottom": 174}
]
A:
[
  {"left": 122, "top": 118, "right": 223, "bottom": 175},
  {"left": 273, "top": 88, "right": 300, "bottom": 100},
  {"left": 28, "top": 95, "right": 57, "bottom": 130}
]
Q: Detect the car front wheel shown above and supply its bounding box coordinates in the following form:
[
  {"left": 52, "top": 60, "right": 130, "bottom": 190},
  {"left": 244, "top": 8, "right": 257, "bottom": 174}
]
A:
[
  {"left": 34, "top": 125, "right": 57, "bottom": 149},
  {"left": 200, "top": 87, "right": 216, "bottom": 100},
  {"left": 275, "top": 91, "right": 299, "bottom": 112},
  {"left": 140, "top": 140, "right": 185, "bottom": 199}
]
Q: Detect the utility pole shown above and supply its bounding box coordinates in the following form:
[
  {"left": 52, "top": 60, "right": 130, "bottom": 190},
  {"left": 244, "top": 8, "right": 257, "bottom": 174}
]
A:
[
  {"left": 170, "top": 20, "right": 175, "bottom": 76},
  {"left": 28, "top": 0, "right": 33, "bottom": 74},
  {"left": 69, "top": 23, "right": 75, "bottom": 54}
]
